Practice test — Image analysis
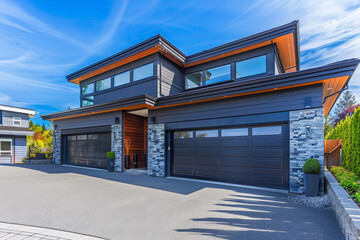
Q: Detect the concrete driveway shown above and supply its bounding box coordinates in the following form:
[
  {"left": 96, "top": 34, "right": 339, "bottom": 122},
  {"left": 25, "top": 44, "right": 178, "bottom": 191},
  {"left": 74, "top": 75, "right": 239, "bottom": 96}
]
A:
[{"left": 0, "top": 164, "right": 343, "bottom": 240}]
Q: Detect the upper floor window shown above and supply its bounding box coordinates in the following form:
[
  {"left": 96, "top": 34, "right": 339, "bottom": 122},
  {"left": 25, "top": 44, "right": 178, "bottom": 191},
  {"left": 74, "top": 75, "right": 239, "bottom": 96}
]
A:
[
  {"left": 205, "top": 65, "right": 231, "bottom": 85},
  {"left": 96, "top": 77, "right": 111, "bottom": 92},
  {"left": 114, "top": 71, "right": 130, "bottom": 87},
  {"left": 13, "top": 117, "right": 21, "bottom": 126},
  {"left": 133, "top": 63, "right": 154, "bottom": 81},
  {"left": 185, "top": 72, "right": 202, "bottom": 89},
  {"left": 81, "top": 96, "right": 94, "bottom": 107},
  {"left": 236, "top": 55, "right": 266, "bottom": 79},
  {"left": 81, "top": 83, "right": 94, "bottom": 95}
]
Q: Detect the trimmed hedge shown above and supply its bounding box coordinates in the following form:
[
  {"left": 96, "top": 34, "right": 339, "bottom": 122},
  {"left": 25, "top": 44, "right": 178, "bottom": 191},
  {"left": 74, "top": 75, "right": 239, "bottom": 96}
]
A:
[
  {"left": 326, "top": 108, "right": 360, "bottom": 175},
  {"left": 303, "top": 158, "right": 321, "bottom": 174},
  {"left": 106, "top": 151, "right": 115, "bottom": 159}
]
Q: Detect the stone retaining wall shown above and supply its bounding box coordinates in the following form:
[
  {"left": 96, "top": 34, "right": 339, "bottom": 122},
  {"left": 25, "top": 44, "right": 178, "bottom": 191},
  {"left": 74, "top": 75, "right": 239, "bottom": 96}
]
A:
[{"left": 325, "top": 171, "right": 360, "bottom": 240}]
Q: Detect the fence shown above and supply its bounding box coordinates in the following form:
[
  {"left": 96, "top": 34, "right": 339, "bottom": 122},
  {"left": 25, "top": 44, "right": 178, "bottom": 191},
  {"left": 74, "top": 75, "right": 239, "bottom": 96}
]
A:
[
  {"left": 324, "top": 139, "right": 342, "bottom": 170},
  {"left": 28, "top": 146, "right": 53, "bottom": 160}
]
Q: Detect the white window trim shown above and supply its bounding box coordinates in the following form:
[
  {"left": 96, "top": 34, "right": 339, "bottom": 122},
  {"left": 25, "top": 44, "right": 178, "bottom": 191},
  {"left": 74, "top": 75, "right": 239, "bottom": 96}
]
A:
[
  {"left": 0, "top": 139, "right": 12, "bottom": 156},
  {"left": 13, "top": 117, "right": 21, "bottom": 126}
]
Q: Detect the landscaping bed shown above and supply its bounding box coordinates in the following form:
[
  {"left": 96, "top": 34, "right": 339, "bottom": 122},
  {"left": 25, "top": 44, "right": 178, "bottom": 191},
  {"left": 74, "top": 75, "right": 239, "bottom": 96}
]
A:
[{"left": 331, "top": 166, "right": 360, "bottom": 207}]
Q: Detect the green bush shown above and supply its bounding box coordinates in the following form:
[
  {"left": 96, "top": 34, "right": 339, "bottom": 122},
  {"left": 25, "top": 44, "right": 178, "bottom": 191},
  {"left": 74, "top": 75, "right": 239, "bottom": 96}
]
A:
[
  {"left": 303, "top": 158, "right": 321, "bottom": 174},
  {"left": 331, "top": 166, "right": 360, "bottom": 194},
  {"left": 326, "top": 107, "right": 360, "bottom": 175},
  {"left": 106, "top": 151, "right": 115, "bottom": 159}
]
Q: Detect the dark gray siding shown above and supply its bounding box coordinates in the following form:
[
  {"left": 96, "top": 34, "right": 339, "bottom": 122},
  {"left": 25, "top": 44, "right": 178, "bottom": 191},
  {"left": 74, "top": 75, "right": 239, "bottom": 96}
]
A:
[
  {"left": 158, "top": 56, "right": 184, "bottom": 97},
  {"left": 55, "top": 111, "right": 122, "bottom": 130},
  {"left": 80, "top": 54, "right": 159, "bottom": 105},
  {"left": 158, "top": 57, "right": 185, "bottom": 97},
  {"left": 14, "top": 137, "right": 26, "bottom": 163},
  {"left": 149, "top": 85, "right": 323, "bottom": 129}
]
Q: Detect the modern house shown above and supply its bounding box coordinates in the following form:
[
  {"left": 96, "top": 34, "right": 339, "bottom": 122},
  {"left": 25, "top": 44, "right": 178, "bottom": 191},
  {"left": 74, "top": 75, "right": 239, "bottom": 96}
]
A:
[
  {"left": 42, "top": 21, "right": 360, "bottom": 193},
  {"left": 0, "top": 105, "right": 35, "bottom": 164}
]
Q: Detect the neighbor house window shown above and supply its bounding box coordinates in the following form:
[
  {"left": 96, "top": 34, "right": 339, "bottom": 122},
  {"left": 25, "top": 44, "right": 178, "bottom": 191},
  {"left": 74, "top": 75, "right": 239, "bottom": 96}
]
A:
[
  {"left": 13, "top": 117, "right": 21, "bottom": 126},
  {"left": 252, "top": 126, "right": 282, "bottom": 136},
  {"left": 133, "top": 63, "right": 154, "bottom": 81},
  {"left": 174, "top": 131, "right": 193, "bottom": 139},
  {"left": 81, "top": 96, "right": 94, "bottom": 107},
  {"left": 0, "top": 110, "right": 2, "bottom": 125},
  {"left": 185, "top": 72, "right": 202, "bottom": 89},
  {"left": 205, "top": 65, "right": 231, "bottom": 85},
  {"left": 0, "top": 140, "right": 11, "bottom": 155},
  {"left": 196, "top": 130, "right": 218, "bottom": 138},
  {"left": 114, "top": 71, "right": 130, "bottom": 87},
  {"left": 81, "top": 83, "right": 94, "bottom": 95},
  {"left": 96, "top": 77, "right": 111, "bottom": 91},
  {"left": 236, "top": 55, "right": 267, "bottom": 79}
]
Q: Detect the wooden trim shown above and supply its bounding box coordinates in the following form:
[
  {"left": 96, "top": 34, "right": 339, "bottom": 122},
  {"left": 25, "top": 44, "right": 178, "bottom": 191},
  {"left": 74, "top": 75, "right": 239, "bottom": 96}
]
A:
[
  {"left": 70, "top": 45, "right": 161, "bottom": 85},
  {"left": 323, "top": 76, "right": 349, "bottom": 115}
]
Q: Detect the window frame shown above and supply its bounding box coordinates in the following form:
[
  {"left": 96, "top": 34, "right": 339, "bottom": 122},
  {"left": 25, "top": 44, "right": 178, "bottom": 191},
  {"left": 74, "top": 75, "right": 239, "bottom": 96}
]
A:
[
  {"left": 81, "top": 83, "right": 95, "bottom": 96},
  {"left": 133, "top": 62, "right": 154, "bottom": 82},
  {"left": 95, "top": 77, "right": 112, "bottom": 92},
  {"left": 204, "top": 64, "right": 231, "bottom": 86},
  {"left": 114, "top": 70, "right": 131, "bottom": 87},
  {"left": 0, "top": 139, "right": 12, "bottom": 156},
  {"left": 81, "top": 96, "right": 94, "bottom": 107},
  {"left": 13, "top": 117, "right": 21, "bottom": 126},
  {"left": 235, "top": 55, "right": 267, "bottom": 80},
  {"left": 185, "top": 71, "right": 203, "bottom": 89}
]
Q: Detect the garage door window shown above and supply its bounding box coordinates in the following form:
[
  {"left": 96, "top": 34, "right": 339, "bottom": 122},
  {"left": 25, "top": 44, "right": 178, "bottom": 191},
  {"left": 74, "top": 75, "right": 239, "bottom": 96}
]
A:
[
  {"left": 174, "top": 131, "right": 193, "bottom": 139},
  {"left": 221, "top": 128, "right": 248, "bottom": 137},
  {"left": 252, "top": 126, "right": 282, "bottom": 135},
  {"left": 196, "top": 130, "right": 218, "bottom": 138}
]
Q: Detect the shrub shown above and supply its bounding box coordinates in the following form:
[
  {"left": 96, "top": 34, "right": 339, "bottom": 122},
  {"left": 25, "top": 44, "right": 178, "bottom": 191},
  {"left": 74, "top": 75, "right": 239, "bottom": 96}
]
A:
[
  {"left": 303, "top": 158, "right": 321, "bottom": 174},
  {"left": 331, "top": 166, "right": 360, "bottom": 194},
  {"left": 106, "top": 151, "right": 115, "bottom": 159}
]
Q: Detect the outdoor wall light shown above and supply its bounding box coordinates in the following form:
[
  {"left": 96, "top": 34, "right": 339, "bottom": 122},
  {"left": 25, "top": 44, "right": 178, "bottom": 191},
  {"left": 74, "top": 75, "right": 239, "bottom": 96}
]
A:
[
  {"left": 115, "top": 117, "right": 120, "bottom": 124},
  {"left": 306, "top": 125, "right": 311, "bottom": 138}
]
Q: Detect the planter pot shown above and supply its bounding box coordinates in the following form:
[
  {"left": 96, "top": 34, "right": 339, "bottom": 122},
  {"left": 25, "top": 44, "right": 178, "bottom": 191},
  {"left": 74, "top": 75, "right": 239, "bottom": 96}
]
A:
[
  {"left": 125, "top": 155, "right": 130, "bottom": 169},
  {"left": 133, "top": 154, "right": 138, "bottom": 168},
  {"left": 107, "top": 158, "right": 115, "bottom": 172},
  {"left": 304, "top": 173, "right": 320, "bottom": 197}
]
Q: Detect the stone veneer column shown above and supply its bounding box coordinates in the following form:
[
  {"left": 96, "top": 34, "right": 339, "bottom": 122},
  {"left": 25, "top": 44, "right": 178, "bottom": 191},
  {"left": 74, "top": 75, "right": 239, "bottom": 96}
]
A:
[
  {"left": 111, "top": 124, "right": 123, "bottom": 171},
  {"left": 53, "top": 129, "right": 61, "bottom": 164},
  {"left": 148, "top": 123, "right": 165, "bottom": 177},
  {"left": 289, "top": 108, "right": 324, "bottom": 194}
]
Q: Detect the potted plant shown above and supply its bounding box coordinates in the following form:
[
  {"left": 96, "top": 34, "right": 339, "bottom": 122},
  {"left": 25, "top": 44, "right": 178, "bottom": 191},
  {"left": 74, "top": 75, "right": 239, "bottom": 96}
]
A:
[
  {"left": 106, "top": 151, "right": 115, "bottom": 172},
  {"left": 303, "top": 158, "right": 321, "bottom": 197},
  {"left": 124, "top": 138, "right": 131, "bottom": 169}
]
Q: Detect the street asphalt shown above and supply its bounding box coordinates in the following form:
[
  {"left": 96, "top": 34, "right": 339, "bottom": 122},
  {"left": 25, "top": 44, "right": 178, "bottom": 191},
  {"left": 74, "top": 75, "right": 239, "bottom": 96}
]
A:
[{"left": 0, "top": 164, "right": 344, "bottom": 240}]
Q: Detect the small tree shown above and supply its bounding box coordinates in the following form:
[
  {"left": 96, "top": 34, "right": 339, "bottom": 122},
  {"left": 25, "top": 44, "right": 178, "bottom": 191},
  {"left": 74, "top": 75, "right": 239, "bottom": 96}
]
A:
[{"left": 333, "top": 90, "right": 357, "bottom": 125}]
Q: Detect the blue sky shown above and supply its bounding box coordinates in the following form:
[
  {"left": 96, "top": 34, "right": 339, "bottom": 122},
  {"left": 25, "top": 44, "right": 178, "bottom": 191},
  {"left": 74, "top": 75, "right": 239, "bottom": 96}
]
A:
[{"left": 0, "top": 0, "right": 359, "bottom": 124}]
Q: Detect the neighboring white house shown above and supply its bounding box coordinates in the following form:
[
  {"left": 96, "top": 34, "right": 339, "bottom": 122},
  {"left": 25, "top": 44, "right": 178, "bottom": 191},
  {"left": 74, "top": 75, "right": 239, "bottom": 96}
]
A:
[{"left": 0, "top": 104, "right": 35, "bottom": 164}]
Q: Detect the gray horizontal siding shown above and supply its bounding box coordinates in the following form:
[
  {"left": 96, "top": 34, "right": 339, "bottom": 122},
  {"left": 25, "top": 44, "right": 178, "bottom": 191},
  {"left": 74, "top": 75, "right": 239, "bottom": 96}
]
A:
[
  {"left": 15, "top": 137, "right": 26, "bottom": 163},
  {"left": 55, "top": 111, "right": 122, "bottom": 130},
  {"left": 149, "top": 85, "right": 322, "bottom": 129},
  {"left": 0, "top": 155, "right": 11, "bottom": 164},
  {"left": 159, "top": 56, "right": 184, "bottom": 96},
  {"left": 1, "top": 111, "right": 29, "bottom": 128}
]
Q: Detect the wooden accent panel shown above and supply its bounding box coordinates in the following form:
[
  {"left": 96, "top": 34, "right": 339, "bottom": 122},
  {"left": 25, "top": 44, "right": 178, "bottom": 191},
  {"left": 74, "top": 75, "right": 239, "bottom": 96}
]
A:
[
  {"left": 325, "top": 139, "right": 342, "bottom": 170},
  {"left": 323, "top": 76, "right": 349, "bottom": 115},
  {"left": 184, "top": 41, "right": 272, "bottom": 68},
  {"left": 123, "top": 112, "right": 147, "bottom": 169},
  {"left": 273, "top": 33, "right": 297, "bottom": 73},
  {"left": 70, "top": 45, "right": 161, "bottom": 84}
]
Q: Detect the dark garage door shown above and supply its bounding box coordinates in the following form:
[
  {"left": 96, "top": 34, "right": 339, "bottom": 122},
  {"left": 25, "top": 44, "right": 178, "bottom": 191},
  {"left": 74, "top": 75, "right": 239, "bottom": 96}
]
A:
[
  {"left": 66, "top": 133, "right": 111, "bottom": 169},
  {"left": 172, "top": 124, "right": 289, "bottom": 189}
]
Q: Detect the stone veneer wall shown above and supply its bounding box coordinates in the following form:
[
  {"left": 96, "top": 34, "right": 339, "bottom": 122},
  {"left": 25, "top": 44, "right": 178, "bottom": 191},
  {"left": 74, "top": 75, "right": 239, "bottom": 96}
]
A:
[
  {"left": 289, "top": 107, "right": 324, "bottom": 194},
  {"left": 111, "top": 123, "right": 123, "bottom": 171},
  {"left": 148, "top": 123, "right": 165, "bottom": 177},
  {"left": 53, "top": 129, "right": 61, "bottom": 164}
]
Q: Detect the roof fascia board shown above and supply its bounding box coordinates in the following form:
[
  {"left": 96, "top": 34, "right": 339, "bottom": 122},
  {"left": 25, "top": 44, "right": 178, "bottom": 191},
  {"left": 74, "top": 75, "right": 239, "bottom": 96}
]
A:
[{"left": 0, "top": 105, "right": 35, "bottom": 115}]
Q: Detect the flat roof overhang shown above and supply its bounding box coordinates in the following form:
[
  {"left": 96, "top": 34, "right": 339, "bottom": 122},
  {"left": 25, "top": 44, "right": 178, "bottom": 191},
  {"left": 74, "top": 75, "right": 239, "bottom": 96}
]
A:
[
  {"left": 41, "top": 95, "right": 156, "bottom": 121},
  {"left": 0, "top": 127, "right": 34, "bottom": 136},
  {"left": 67, "top": 21, "right": 299, "bottom": 85},
  {"left": 43, "top": 59, "right": 359, "bottom": 121}
]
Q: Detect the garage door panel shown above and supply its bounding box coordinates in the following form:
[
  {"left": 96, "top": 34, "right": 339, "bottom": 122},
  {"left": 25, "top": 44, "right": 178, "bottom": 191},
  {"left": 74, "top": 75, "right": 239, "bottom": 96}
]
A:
[
  {"left": 221, "top": 148, "right": 249, "bottom": 157},
  {"left": 252, "top": 137, "right": 283, "bottom": 147},
  {"left": 252, "top": 158, "right": 282, "bottom": 169},
  {"left": 251, "top": 148, "right": 283, "bottom": 158},
  {"left": 172, "top": 124, "right": 289, "bottom": 190},
  {"left": 220, "top": 157, "right": 250, "bottom": 167},
  {"left": 221, "top": 139, "right": 249, "bottom": 147},
  {"left": 66, "top": 132, "right": 110, "bottom": 169}
]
